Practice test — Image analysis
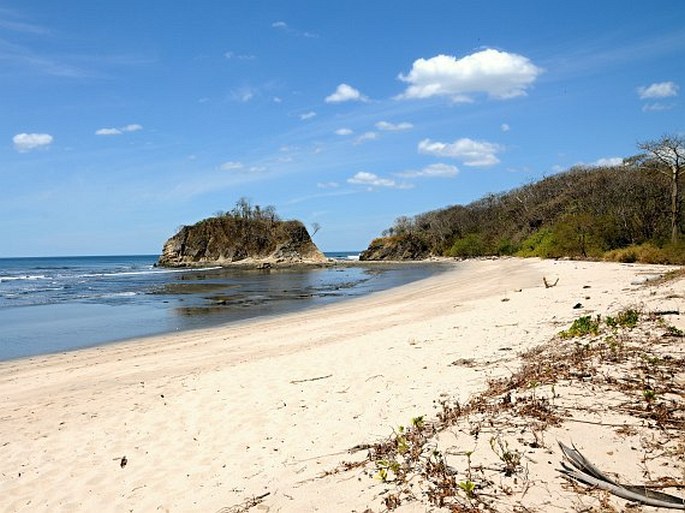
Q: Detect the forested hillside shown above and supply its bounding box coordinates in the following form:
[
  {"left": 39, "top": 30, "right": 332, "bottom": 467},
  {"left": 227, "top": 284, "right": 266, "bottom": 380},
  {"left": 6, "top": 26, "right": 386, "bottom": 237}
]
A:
[{"left": 361, "top": 151, "right": 685, "bottom": 264}]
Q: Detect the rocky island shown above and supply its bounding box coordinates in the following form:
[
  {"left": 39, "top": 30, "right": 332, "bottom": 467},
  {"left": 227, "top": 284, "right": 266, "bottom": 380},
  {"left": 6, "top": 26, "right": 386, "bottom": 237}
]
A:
[{"left": 158, "top": 199, "right": 326, "bottom": 267}]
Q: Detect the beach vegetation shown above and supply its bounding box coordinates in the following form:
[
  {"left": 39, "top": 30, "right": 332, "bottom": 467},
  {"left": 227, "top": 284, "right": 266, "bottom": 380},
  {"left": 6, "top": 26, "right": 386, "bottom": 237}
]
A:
[
  {"left": 360, "top": 138, "right": 685, "bottom": 264},
  {"left": 605, "top": 308, "right": 640, "bottom": 329},
  {"left": 560, "top": 315, "right": 601, "bottom": 338}
]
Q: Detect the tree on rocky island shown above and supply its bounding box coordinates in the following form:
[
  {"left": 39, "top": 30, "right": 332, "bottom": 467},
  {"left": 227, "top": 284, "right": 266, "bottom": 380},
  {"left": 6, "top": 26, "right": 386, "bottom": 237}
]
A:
[{"left": 636, "top": 134, "right": 685, "bottom": 243}]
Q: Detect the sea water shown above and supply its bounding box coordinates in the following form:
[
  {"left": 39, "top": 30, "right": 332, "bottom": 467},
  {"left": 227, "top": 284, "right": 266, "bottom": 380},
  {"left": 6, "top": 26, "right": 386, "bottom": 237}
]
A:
[{"left": 0, "top": 254, "right": 445, "bottom": 361}]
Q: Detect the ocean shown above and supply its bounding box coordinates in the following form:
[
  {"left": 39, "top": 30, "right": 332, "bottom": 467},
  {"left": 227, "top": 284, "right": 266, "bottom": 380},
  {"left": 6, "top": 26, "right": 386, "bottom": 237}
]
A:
[{"left": 0, "top": 254, "right": 445, "bottom": 361}]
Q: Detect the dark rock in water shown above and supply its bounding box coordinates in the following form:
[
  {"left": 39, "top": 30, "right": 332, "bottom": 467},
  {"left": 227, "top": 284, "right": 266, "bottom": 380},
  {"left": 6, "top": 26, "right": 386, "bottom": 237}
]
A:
[
  {"left": 158, "top": 216, "right": 326, "bottom": 267},
  {"left": 359, "top": 234, "right": 431, "bottom": 261}
]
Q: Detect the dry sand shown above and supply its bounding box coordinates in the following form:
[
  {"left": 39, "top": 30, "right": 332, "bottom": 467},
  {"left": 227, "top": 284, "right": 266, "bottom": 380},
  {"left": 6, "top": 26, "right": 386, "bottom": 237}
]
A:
[{"left": 1, "top": 258, "right": 683, "bottom": 512}]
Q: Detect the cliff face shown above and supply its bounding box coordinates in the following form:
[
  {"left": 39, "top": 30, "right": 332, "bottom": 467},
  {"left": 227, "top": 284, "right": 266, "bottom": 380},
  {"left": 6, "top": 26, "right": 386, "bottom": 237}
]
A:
[
  {"left": 359, "top": 234, "right": 431, "bottom": 261},
  {"left": 158, "top": 216, "right": 326, "bottom": 267}
]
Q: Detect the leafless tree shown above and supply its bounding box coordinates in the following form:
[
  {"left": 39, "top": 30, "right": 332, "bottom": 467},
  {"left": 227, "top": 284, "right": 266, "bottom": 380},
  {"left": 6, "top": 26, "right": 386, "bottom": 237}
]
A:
[{"left": 637, "top": 134, "right": 685, "bottom": 242}]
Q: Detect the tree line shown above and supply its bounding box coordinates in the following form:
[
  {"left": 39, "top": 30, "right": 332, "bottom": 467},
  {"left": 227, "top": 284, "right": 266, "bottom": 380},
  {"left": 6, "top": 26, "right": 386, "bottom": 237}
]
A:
[{"left": 366, "top": 135, "right": 685, "bottom": 264}]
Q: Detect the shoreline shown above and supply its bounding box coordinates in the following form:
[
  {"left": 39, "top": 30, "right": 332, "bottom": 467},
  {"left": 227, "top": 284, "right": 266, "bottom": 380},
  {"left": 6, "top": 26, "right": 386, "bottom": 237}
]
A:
[
  {"left": 0, "top": 259, "right": 449, "bottom": 363},
  {"left": 2, "top": 258, "right": 683, "bottom": 512}
]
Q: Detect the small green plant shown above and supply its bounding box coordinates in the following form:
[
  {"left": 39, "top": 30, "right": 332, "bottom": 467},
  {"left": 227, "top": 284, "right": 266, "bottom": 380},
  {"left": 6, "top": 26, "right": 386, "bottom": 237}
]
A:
[
  {"left": 489, "top": 436, "right": 522, "bottom": 476},
  {"left": 643, "top": 388, "right": 657, "bottom": 402},
  {"left": 606, "top": 308, "right": 640, "bottom": 329},
  {"left": 560, "top": 315, "right": 601, "bottom": 338},
  {"left": 458, "top": 480, "right": 476, "bottom": 498}
]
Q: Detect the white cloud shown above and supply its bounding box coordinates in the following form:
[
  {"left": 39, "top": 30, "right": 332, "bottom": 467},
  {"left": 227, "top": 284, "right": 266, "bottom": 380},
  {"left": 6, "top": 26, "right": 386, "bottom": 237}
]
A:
[
  {"left": 642, "top": 102, "right": 675, "bottom": 112},
  {"left": 418, "top": 137, "right": 503, "bottom": 167},
  {"left": 273, "top": 96, "right": 282, "bottom": 103},
  {"left": 375, "top": 121, "right": 413, "bottom": 131},
  {"left": 317, "top": 181, "right": 340, "bottom": 189},
  {"left": 348, "top": 171, "right": 411, "bottom": 189},
  {"left": 592, "top": 157, "right": 624, "bottom": 167},
  {"left": 501, "top": 123, "right": 510, "bottom": 132},
  {"left": 335, "top": 128, "right": 353, "bottom": 136},
  {"left": 325, "top": 83, "right": 367, "bottom": 103},
  {"left": 397, "top": 163, "right": 459, "bottom": 178},
  {"left": 224, "top": 51, "right": 255, "bottom": 61},
  {"left": 271, "top": 20, "right": 317, "bottom": 38},
  {"left": 95, "top": 123, "right": 143, "bottom": 136},
  {"left": 300, "top": 111, "right": 317, "bottom": 120},
  {"left": 95, "top": 128, "right": 122, "bottom": 136},
  {"left": 354, "top": 131, "right": 378, "bottom": 144},
  {"left": 12, "top": 132, "right": 53, "bottom": 152},
  {"left": 398, "top": 48, "right": 542, "bottom": 102},
  {"left": 637, "top": 81, "right": 679, "bottom": 99},
  {"left": 229, "top": 87, "right": 254, "bottom": 102},
  {"left": 219, "top": 161, "right": 244, "bottom": 171}
]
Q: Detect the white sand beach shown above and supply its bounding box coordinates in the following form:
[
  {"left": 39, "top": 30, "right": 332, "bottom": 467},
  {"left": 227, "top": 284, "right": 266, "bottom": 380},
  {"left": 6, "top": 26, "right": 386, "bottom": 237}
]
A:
[{"left": 1, "top": 258, "right": 683, "bottom": 512}]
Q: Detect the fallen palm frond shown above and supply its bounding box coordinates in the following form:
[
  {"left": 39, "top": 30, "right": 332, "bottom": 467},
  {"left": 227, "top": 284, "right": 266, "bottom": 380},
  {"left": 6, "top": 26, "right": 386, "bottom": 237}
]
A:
[{"left": 558, "top": 442, "right": 685, "bottom": 510}]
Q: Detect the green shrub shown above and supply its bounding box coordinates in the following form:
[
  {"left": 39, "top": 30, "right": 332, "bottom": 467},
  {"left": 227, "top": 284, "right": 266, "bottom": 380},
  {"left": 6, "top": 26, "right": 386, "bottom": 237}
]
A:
[
  {"left": 516, "top": 228, "right": 559, "bottom": 258},
  {"left": 447, "top": 233, "right": 487, "bottom": 258},
  {"left": 606, "top": 308, "right": 640, "bottom": 329},
  {"left": 560, "top": 315, "right": 601, "bottom": 338},
  {"left": 604, "top": 242, "right": 685, "bottom": 265}
]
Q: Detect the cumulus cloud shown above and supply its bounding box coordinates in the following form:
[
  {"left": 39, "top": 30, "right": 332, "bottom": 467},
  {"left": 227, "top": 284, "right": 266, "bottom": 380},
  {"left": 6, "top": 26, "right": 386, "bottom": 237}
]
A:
[
  {"left": 397, "top": 48, "right": 542, "bottom": 102},
  {"left": 501, "top": 123, "right": 511, "bottom": 132},
  {"left": 13, "top": 132, "right": 53, "bottom": 152},
  {"left": 335, "top": 128, "right": 354, "bottom": 136},
  {"left": 95, "top": 123, "right": 142, "bottom": 136},
  {"left": 396, "top": 163, "right": 459, "bottom": 178},
  {"left": 219, "top": 161, "right": 244, "bottom": 171},
  {"left": 418, "top": 137, "right": 503, "bottom": 167},
  {"left": 348, "top": 171, "right": 411, "bottom": 189},
  {"left": 325, "top": 83, "right": 367, "bottom": 103},
  {"left": 637, "top": 81, "right": 679, "bottom": 99},
  {"left": 300, "top": 111, "right": 317, "bottom": 120},
  {"left": 271, "top": 21, "right": 287, "bottom": 29},
  {"left": 375, "top": 121, "right": 413, "bottom": 131}
]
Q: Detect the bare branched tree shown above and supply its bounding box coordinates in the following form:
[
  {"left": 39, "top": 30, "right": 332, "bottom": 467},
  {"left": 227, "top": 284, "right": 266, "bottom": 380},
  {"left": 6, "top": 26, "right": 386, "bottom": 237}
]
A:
[{"left": 637, "top": 134, "right": 685, "bottom": 242}]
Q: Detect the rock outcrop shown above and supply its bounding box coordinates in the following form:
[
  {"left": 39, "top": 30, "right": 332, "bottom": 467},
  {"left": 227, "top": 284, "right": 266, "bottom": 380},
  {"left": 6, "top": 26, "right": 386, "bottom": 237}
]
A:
[
  {"left": 158, "top": 216, "right": 326, "bottom": 267},
  {"left": 359, "top": 234, "right": 431, "bottom": 261}
]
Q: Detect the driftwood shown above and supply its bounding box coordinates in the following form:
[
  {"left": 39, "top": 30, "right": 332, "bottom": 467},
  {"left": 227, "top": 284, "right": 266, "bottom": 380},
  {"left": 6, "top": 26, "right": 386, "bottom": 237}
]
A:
[
  {"left": 543, "top": 277, "right": 559, "bottom": 288},
  {"left": 558, "top": 441, "right": 685, "bottom": 510},
  {"left": 290, "top": 374, "right": 332, "bottom": 384}
]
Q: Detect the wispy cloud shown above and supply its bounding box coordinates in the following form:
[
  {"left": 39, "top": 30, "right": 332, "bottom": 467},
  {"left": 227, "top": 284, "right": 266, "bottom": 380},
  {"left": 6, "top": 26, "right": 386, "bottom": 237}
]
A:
[
  {"left": 335, "top": 128, "right": 354, "bottom": 136},
  {"left": 317, "top": 181, "right": 340, "bottom": 189},
  {"left": 13, "top": 132, "right": 53, "bottom": 152},
  {"left": 300, "top": 111, "right": 317, "bottom": 120},
  {"left": 95, "top": 123, "right": 143, "bottom": 136},
  {"left": 271, "top": 20, "right": 318, "bottom": 39},
  {"left": 219, "top": 161, "right": 244, "bottom": 171},
  {"left": 375, "top": 121, "right": 413, "bottom": 131},
  {"left": 396, "top": 163, "right": 459, "bottom": 178},
  {"left": 224, "top": 50, "right": 256, "bottom": 61},
  {"left": 354, "top": 131, "right": 378, "bottom": 145}
]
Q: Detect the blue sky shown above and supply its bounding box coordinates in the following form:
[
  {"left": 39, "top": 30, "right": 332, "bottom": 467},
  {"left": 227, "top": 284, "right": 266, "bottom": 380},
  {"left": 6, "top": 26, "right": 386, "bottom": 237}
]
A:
[{"left": 2, "top": 1, "right": 684, "bottom": 256}]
